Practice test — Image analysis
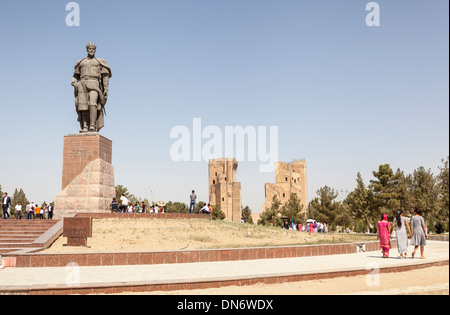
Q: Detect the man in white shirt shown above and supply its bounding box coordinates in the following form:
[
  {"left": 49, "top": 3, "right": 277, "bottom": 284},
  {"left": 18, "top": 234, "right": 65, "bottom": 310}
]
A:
[
  {"left": 200, "top": 204, "right": 212, "bottom": 214},
  {"left": 26, "top": 202, "right": 35, "bottom": 220},
  {"left": 119, "top": 194, "right": 128, "bottom": 213},
  {"left": 15, "top": 202, "right": 22, "bottom": 220}
]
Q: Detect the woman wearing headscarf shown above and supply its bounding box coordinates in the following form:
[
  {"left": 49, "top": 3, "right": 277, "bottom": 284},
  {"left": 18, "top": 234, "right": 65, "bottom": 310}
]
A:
[
  {"left": 393, "top": 210, "right": 412, "bottom": 259},
  {"left": 377, "top": 214, "right": 391, "bottom": 258},
  {"left": 410, "top": 209, "right": 428, "bottom": 259}
]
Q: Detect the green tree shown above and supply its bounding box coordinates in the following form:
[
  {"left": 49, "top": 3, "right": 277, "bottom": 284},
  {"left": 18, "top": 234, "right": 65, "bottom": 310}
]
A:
[
  {"left": 241, "top": 206, "right": 254, "bottom": 224},
  {"left": 212, "top": 205, "right": 226, "bottom": 221},
  {"left": 369, "top": 164, "right": 403, "bottom": 219},
  {"left": 280, "top": 193, "right": 304, "bottom": 224},
  {"left": 345, "top": 172, "right": 373, "bottom": 231},
  {"left": 307, "top": 186, "right": 340, "bottom": 225},
  {"left": 334, "top": 202, "right": 354, "bottom": 229},
  {"left": 395, "top": 173, "right": 415, "bottom": 216},
  {"left": 10, "top": 188, "right": 20, "bottom": 216},
  {"left": 410, "top": 166, "right": 439, "bottom": 219},
  {"left": 259, "top": 196, "right": 282, "bottom": 227},
  {"left": 166, "top": 201, "right": 189, "bottom": 213},
  {"left": 10, "top": 188, "right": 28, "bottom": 217},
  {"left": 437, "top": 157, "right": 449, "bottom": 220}
]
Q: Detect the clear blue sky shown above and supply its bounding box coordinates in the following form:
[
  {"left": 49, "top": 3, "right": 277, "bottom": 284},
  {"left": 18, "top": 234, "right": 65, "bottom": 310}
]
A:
[{"left": 0, "top": 0, "right": 448, "bottom": 212}]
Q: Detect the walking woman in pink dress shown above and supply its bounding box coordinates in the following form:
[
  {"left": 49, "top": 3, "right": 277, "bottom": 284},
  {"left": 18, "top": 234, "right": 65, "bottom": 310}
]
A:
[{"left": 377, "top": 214, "right": 392, "bottom": 258}]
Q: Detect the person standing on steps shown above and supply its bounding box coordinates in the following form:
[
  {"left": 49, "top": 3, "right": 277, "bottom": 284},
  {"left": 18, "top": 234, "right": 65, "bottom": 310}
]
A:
[{"left": 2, "top": 192, "right": 11, "bottom": 219}]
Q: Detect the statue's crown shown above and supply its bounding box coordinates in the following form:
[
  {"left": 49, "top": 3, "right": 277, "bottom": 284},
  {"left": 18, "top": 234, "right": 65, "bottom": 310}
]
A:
[{"left": 86, "top": 43, "right": 97, "bottom": 49}]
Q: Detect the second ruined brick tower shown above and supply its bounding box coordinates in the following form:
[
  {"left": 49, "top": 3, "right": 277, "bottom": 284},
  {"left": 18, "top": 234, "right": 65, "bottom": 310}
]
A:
[{"left": 263, "top": 160, "right": 308, "bottom": 214}]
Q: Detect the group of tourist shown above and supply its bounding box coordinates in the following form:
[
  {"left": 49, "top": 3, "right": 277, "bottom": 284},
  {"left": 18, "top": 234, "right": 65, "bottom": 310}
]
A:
[
  {"left": 304, "top": 221, "right": 328, "bottom": 233},
  {"left": 110, "top": 195, "right": 167, "bottom": 214},
  {"left": 1, "top": 192, "right": 54, "bottom": 220},
  {"left": 282, "top": 219, "right": 329, "bottom": 234},
  {"left": 377, "top": 209, "right": 429, "bottom": 259}
]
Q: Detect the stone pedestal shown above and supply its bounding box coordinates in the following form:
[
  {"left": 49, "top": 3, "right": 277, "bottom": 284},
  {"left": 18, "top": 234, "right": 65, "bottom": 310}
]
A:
[
  {"left": 63, "top": 217, "right": 93, "bottom": 247},
  {"left": 55, "top": 133, "right": 115, "bottom": 219}
]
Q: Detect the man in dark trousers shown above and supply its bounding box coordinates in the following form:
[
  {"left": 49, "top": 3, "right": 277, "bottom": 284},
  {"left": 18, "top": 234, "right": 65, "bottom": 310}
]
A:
[
  {"left": 2, "top": 192, "right": 11, "bottom": 219},
  {"left": 189, "top": 190, "right": 197, "bottom": 214}
]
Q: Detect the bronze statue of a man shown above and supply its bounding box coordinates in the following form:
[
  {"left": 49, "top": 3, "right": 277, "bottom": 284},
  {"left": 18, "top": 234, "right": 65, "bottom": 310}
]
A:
[{"left": 72, "top": 43, "right": 112, "bottom": 133}]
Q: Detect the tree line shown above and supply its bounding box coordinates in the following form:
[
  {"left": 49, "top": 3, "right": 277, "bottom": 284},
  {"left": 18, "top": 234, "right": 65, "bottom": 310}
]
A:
[{"left": 259, "top": 157, "right": 449, "bottom": 233}]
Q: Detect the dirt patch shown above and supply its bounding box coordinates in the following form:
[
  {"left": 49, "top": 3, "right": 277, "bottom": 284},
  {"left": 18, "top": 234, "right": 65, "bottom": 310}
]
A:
[{"left": 43, "top": 218, "right": 377, "bottom": 253}]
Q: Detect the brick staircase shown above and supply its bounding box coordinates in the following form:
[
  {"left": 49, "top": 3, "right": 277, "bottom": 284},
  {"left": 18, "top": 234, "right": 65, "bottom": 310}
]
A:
[{"left": 0, "top": 220, "right": 60, "bottom": 255}]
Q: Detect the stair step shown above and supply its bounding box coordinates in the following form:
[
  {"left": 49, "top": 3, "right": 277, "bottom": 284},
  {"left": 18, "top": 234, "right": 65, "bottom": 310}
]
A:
[
  {"left": 0, "top": 248, "right": 23, "bottom": 254},
  {"left": 0, "top": 235, "right": 38, "bottom": 240},
  {"left": 0, "top": 243, "right": 33, "bottom": 248},
  {"left": 0, "top": 238, "right": 35, "bottom": 246},
  {"left": 0, "top": 231, "right": 42, "bottom": 235},
  {"left": 0, "top": 220, "right": 61, "bottom": 254},
  {"left": 0, "top": 220, "right": 59, "bottom": 223},
  {"left": 0, "top": 224, "right": 57, "bottom": 227},
  {"left": 0, "top": 223, "right": 57, "bottom": 227},
  {"left": 0, "top": 227, "right": 50, "bottom": 233}
]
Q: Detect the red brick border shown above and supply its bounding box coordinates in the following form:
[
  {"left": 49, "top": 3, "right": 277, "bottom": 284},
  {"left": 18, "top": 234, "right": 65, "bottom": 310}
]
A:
[{"left": 10, "top": 240, "right": 396, "bottom": 268}]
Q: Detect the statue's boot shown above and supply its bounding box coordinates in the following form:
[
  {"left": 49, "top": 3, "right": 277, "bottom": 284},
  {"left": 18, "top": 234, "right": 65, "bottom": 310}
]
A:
[{"left": 81, "top": 112, "right": 89, "bottom": 133}]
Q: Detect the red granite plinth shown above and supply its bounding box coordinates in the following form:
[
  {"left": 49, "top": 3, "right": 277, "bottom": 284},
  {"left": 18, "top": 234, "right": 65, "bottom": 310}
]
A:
[
  {"left": 64, "top": 217, "right": 93, "bottom": 247},
  {"left": 61, "top": 133, "right": 112, "bottom": 191},
  {"left": 55, "top": 133, "right": 115, "bottom": 219},
  {"left": 67, "top": 238, "right": 88, "bottom": 247}
]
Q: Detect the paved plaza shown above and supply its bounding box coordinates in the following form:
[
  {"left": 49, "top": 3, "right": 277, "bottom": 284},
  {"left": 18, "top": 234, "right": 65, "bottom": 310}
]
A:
[{"left": 0, "top": 241, "right": 448, "bottom": 294}]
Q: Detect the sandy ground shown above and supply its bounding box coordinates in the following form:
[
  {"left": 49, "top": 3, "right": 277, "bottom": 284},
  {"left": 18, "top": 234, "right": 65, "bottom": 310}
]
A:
[
  {"left": 129, "top": 266, "right": 449, "bottom": 295},
  {"left": 43, "top": 218, "right": 377, "bottom": 253}
]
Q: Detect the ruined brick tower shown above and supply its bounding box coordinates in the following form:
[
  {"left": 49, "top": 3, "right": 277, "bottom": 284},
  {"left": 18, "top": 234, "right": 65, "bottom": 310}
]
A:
[
  {"left": 263, "top": 160, "right": 308, "bottom": 213},
  {"left": 209, "top": 158, "right": 242, "bottom": 222}
]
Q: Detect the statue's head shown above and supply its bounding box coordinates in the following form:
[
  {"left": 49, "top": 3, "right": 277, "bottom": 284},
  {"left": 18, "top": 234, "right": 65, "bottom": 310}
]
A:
[{"left": 86, "top": 43, "right": 97, "bottom": 57}]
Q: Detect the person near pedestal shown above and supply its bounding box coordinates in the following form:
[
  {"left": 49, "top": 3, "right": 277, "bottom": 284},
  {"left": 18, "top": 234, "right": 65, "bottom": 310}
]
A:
[{"left": 2, "top": 192, "right": 11, "bottom": 219}]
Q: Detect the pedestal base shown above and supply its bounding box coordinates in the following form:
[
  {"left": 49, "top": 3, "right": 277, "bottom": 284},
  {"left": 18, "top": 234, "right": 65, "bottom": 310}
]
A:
[{"left": 55, "top": 134, "right": 115, "bottom": 219}]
